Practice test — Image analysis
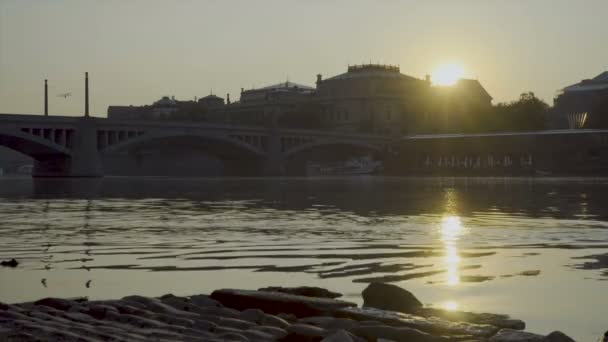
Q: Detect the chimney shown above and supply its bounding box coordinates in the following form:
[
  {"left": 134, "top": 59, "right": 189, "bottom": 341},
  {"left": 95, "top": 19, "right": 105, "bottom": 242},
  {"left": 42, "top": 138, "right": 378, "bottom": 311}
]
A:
[
  {"left": 316, "top": 74, "right": 323, "bottom": 85},
  {"left": 226, "top": 93, "right": 231, "bottom": 105},
  {"left": 44, "top": 79, "right": 48, "bottom": 116},
  {"left": 425, "top": 74, "right": 431, "bottom": 85},
  {"left": 241, "top": 87, "right": 244, "bottom": 94},
  {"left": 85, "top": 72, "right": 89, "bottom": 117}
]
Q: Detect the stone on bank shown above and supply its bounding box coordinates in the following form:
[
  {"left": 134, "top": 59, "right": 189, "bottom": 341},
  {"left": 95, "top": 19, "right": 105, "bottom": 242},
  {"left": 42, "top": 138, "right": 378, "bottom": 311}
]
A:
[{"left": 0, "top": 283, "right": 578, "bottom": 342}]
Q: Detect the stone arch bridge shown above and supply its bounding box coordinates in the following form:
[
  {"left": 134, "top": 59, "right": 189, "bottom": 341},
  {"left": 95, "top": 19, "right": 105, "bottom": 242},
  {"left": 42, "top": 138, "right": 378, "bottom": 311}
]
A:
[{"left": 0, "top": 114, "right": 393, "bottom": 177}]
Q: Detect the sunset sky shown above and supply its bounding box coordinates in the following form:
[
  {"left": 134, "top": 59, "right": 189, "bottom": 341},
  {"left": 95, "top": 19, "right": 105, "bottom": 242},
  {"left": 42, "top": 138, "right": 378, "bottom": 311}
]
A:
[{"left": 1, "top": 0, "right": 607, "bottom": 117}]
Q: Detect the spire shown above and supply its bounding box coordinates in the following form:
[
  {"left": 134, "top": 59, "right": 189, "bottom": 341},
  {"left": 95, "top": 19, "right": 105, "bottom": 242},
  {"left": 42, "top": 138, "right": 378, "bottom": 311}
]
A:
[
  {"left": 44, "top": 79, "right": 48, "bottom": 116},
  {"left": 84, "top": 72, "right": 89, "bottom": 117}
]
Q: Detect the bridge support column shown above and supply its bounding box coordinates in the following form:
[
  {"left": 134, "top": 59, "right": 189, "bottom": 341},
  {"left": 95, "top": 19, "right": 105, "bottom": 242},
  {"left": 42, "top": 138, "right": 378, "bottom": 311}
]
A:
[
  {"left": 262, "top": 107, "right": 286, "bottom": 176},
  {"left": 33, "top": 118, "right": 103, "bottom": 177},
  {"left": 263, "top": 133, "right": 285, "bottom": 176},
  {"left": 264, "top": 153, "right": 285, "bottom": 176}
]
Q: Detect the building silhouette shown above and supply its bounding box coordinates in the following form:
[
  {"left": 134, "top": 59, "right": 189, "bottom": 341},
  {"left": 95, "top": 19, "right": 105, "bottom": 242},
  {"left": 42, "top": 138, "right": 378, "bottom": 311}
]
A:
[
  {"left": 554, "top": 71, "right": 608, "bottom": 129},
  {"left": 106, "top": 63, "right": 494, "bottom": 135}
]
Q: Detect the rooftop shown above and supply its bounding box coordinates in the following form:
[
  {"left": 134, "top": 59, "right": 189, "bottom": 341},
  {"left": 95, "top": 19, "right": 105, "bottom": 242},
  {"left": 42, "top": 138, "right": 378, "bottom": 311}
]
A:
[
  {"left": 259, "top": 81, "right": 314, "bottom": 91},
  {"left": 562, "top": 71, "right": 608, "bottom": 92},
  {"left": 324, "top": 64, "right": 418, "bottom": 82}
]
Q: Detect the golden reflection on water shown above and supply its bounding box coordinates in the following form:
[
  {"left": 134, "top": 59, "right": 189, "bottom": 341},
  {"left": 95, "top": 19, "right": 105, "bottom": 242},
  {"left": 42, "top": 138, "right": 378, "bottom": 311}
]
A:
[
  {"left": 441, "top": 216, "right": 463, "bottom": 286},
  {"left": 439, "top": 213, "right": 465, "bottom": 311}
]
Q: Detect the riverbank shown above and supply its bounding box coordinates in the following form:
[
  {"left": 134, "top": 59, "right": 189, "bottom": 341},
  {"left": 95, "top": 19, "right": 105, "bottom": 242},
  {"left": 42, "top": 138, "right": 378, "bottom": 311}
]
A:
[{"left": 0, "top": 283, "right": 576, "bottom": 341}]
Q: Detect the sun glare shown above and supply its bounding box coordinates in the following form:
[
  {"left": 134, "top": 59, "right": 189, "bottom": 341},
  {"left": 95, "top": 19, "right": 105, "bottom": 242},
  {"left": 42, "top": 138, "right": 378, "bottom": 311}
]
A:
[
  {"left": 443, "top": 301, "right": 459, "bottom": 311},
  {"left": 431, "top": 63, "right": 465, "bottom": 86}
]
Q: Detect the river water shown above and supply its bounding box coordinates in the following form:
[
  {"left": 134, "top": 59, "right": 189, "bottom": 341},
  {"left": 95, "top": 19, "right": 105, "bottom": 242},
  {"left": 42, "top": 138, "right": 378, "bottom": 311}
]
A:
[{"left": 0, "top": 176, "right": 606, "bottom": 340}]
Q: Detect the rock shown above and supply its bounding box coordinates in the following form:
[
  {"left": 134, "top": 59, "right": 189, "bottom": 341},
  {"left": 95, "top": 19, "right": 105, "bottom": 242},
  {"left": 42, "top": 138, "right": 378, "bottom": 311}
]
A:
[
  {"left": 298, "top": 316, "right": 358, "bottom": 331},
  {"left": 282, "top": 323, "right": 327, "bottom": 341},
  {"left": 121, "top": 295, "right": 198, "bottom": 318},
  {"left": 489, "top": 328, "right": 545, "bottom": 342},
  {"left": 288, "top": 323, "right": 326, "bottom": 335},
  {"left": 336, "top": 307, "right": 499, "bottom": 338},
  {"left": 218, "top": 317, "right": 256, "bottom": 330},
  {"left": 211, "top": 289, "right": 356, "bottom": 317},
  {"left": 362, "top": 283, "right": 422, "bottom": 313},
  {"left": 241, "top": 329, "right": 276, "bottom": 341},
  {"left": 259, "top": 286, "right": 343, "bottom": 299},
  {"left": 0, "top": 258, "right": 18, "bottom": 267},
  {"left": 239, "top": 308, "right": 266, "bottom": 323},
  {"left": 250, "top": 325, "right": 288, "bottom": 339},
  {"left": 192, "top": 319, "right": 217, "bottom": 332},
  {"left": 277, "top": 312, "right": 297, "bottom": 322},
  {"left": 217, "top": 331, "right": 250, "bottom": 341},
  {"left": 349, "top": 325, "right": 444, "bottom": 342},
  {"left": 321, "top": 329, "right": 360, "bottom": 342},
  {"left": 189, "top": 294, "right": 223, "bottom": 308},
  {"left": 196, "top": 306, "right": 241, "bottom": 319},
  {"left": 416, "top": 308, "right": 526, "bottom": 330},
  {"left": 543, "top": 331, "right": 576, "bottom": 342},
  {"left": 280, "top": 333, "right": 323, "bottom": 342},
  {"left": 33, "top": 298, "right": 74, "bottom": 311},
  {"left": 260, "top": 313, "right": 290, "bottom": 328},
  {"left": 86, "top": 304, "right": 119, "bottom": 320}
]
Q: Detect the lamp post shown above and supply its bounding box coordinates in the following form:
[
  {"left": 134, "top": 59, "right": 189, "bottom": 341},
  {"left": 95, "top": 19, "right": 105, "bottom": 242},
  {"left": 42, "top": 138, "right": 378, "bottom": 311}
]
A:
[
  {"left": 44, "top": 79, "right": 48, "bottom": 116},
  {"left": 85, "top": 72, "right": 89, "bottom": 117}
]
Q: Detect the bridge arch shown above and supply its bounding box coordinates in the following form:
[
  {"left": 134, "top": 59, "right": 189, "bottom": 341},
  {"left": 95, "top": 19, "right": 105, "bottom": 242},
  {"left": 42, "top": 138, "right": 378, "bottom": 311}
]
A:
[
  {"left": 101, "top": 131, "right": 266, "bottom": 157},
  {"left": 0, "top": 128, "right": 71, "bottom": 159},
  {"left": 100, "top": 131, "right": 268, "bottom": 176}
]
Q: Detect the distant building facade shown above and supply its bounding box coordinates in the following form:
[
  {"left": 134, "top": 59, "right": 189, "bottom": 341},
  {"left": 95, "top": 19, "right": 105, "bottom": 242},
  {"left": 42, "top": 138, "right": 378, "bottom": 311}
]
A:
[
  {"left": 227, "top": 82, "right": 316, "bottom": 127},
  {"left": 106, "top": 64, "right": 494, "bottom": 135},
  {"left": 427, "top": 79, "right": 493, "bottom": 133},
  {"left": 553, "top": 71, "right": 608, "bottom": 129},
  {"left": 315, "top": 64, "right": 431, "bottom": 135}
]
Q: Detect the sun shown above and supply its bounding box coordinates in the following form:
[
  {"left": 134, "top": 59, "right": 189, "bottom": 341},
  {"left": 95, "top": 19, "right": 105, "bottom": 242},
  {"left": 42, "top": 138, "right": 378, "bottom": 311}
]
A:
[{"left": 431, "top": 63, "right": 465, "bottom": 86}]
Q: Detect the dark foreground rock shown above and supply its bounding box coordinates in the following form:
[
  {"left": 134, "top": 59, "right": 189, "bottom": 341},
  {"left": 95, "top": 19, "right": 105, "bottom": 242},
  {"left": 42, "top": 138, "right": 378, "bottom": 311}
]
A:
[
  {"left": 362, "top": 282, "right": 423, "bottom": 313},
  {"left": 416, "top": 308, "right": 526, "bottom": 330},
  {"left": 489, "top": 328, "right": 545, "bottom": 341},
  {"left": 362, "top": 282, "right": 525, "bottom": 331},
  {"left": 211, "top": 288, "right": 356, "bottom": 317},
  {"left": 544, "top": 331, "right": 576, "bottom": 342},
  {"left": 259, "top": 286, "right": 343, "bottom": 299},
  {"left": 336, "top": 306, "right": 499, "bottom": 338},
  {"left": 0, "top": 286, "right": 577, "bottom": 342}
]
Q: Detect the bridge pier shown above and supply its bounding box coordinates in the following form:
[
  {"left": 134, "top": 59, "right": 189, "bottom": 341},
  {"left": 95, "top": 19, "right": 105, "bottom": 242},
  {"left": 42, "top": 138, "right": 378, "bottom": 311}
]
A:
[
  {"left": 263, "top": 154, "right": 286, "bottom": 176},
  {"left": 33, "top": 118, "right": 103, "bottom": 177},
  {"left": 262, "top": 111, "right": 286, "bottom": 176}
]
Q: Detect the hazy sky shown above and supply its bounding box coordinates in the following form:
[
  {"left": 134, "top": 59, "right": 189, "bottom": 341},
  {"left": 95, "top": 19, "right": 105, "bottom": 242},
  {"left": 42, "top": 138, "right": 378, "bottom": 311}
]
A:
[{"left": 1, "top": 0, "right": 607, "bottom": 117}]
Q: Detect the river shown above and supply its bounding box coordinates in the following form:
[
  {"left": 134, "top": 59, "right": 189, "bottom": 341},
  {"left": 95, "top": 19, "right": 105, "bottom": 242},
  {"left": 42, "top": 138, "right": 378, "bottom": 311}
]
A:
[{"left": 0, "top": 176, "right": 606, "bottom": 340}]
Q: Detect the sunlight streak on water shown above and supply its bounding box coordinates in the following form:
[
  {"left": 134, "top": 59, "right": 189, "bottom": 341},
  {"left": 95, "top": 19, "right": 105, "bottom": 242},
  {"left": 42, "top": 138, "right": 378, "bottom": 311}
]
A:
[{"left": 441, "top": 216, "right": 463, "bottom": 286}]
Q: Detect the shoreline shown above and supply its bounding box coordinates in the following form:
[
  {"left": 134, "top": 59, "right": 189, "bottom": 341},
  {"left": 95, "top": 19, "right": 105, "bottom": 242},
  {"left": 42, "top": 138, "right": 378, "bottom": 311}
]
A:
[{"left": 0, "top": 283, "right": 577, "bottom": 342}]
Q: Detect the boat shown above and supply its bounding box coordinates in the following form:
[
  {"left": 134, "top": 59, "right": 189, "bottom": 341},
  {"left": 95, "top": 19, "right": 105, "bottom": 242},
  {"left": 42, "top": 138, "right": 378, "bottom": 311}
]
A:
[{"left": 306, "top": 156, "right": 383, "bottom": 176}]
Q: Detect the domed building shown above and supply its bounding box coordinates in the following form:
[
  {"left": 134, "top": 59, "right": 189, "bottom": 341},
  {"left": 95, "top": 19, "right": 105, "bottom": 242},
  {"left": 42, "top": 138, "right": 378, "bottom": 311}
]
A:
[
  {"left": 198, "top": 94, "right": 225, "bottom": 109},
  {"left": 315, "top": 64, "right": 431, "bottom": 135}
]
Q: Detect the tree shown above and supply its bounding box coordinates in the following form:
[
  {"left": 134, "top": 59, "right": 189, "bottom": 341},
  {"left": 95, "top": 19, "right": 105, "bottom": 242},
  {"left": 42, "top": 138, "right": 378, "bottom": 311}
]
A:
[{"left": 491, "top": 92, "right": 549, "bottom": 132}]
